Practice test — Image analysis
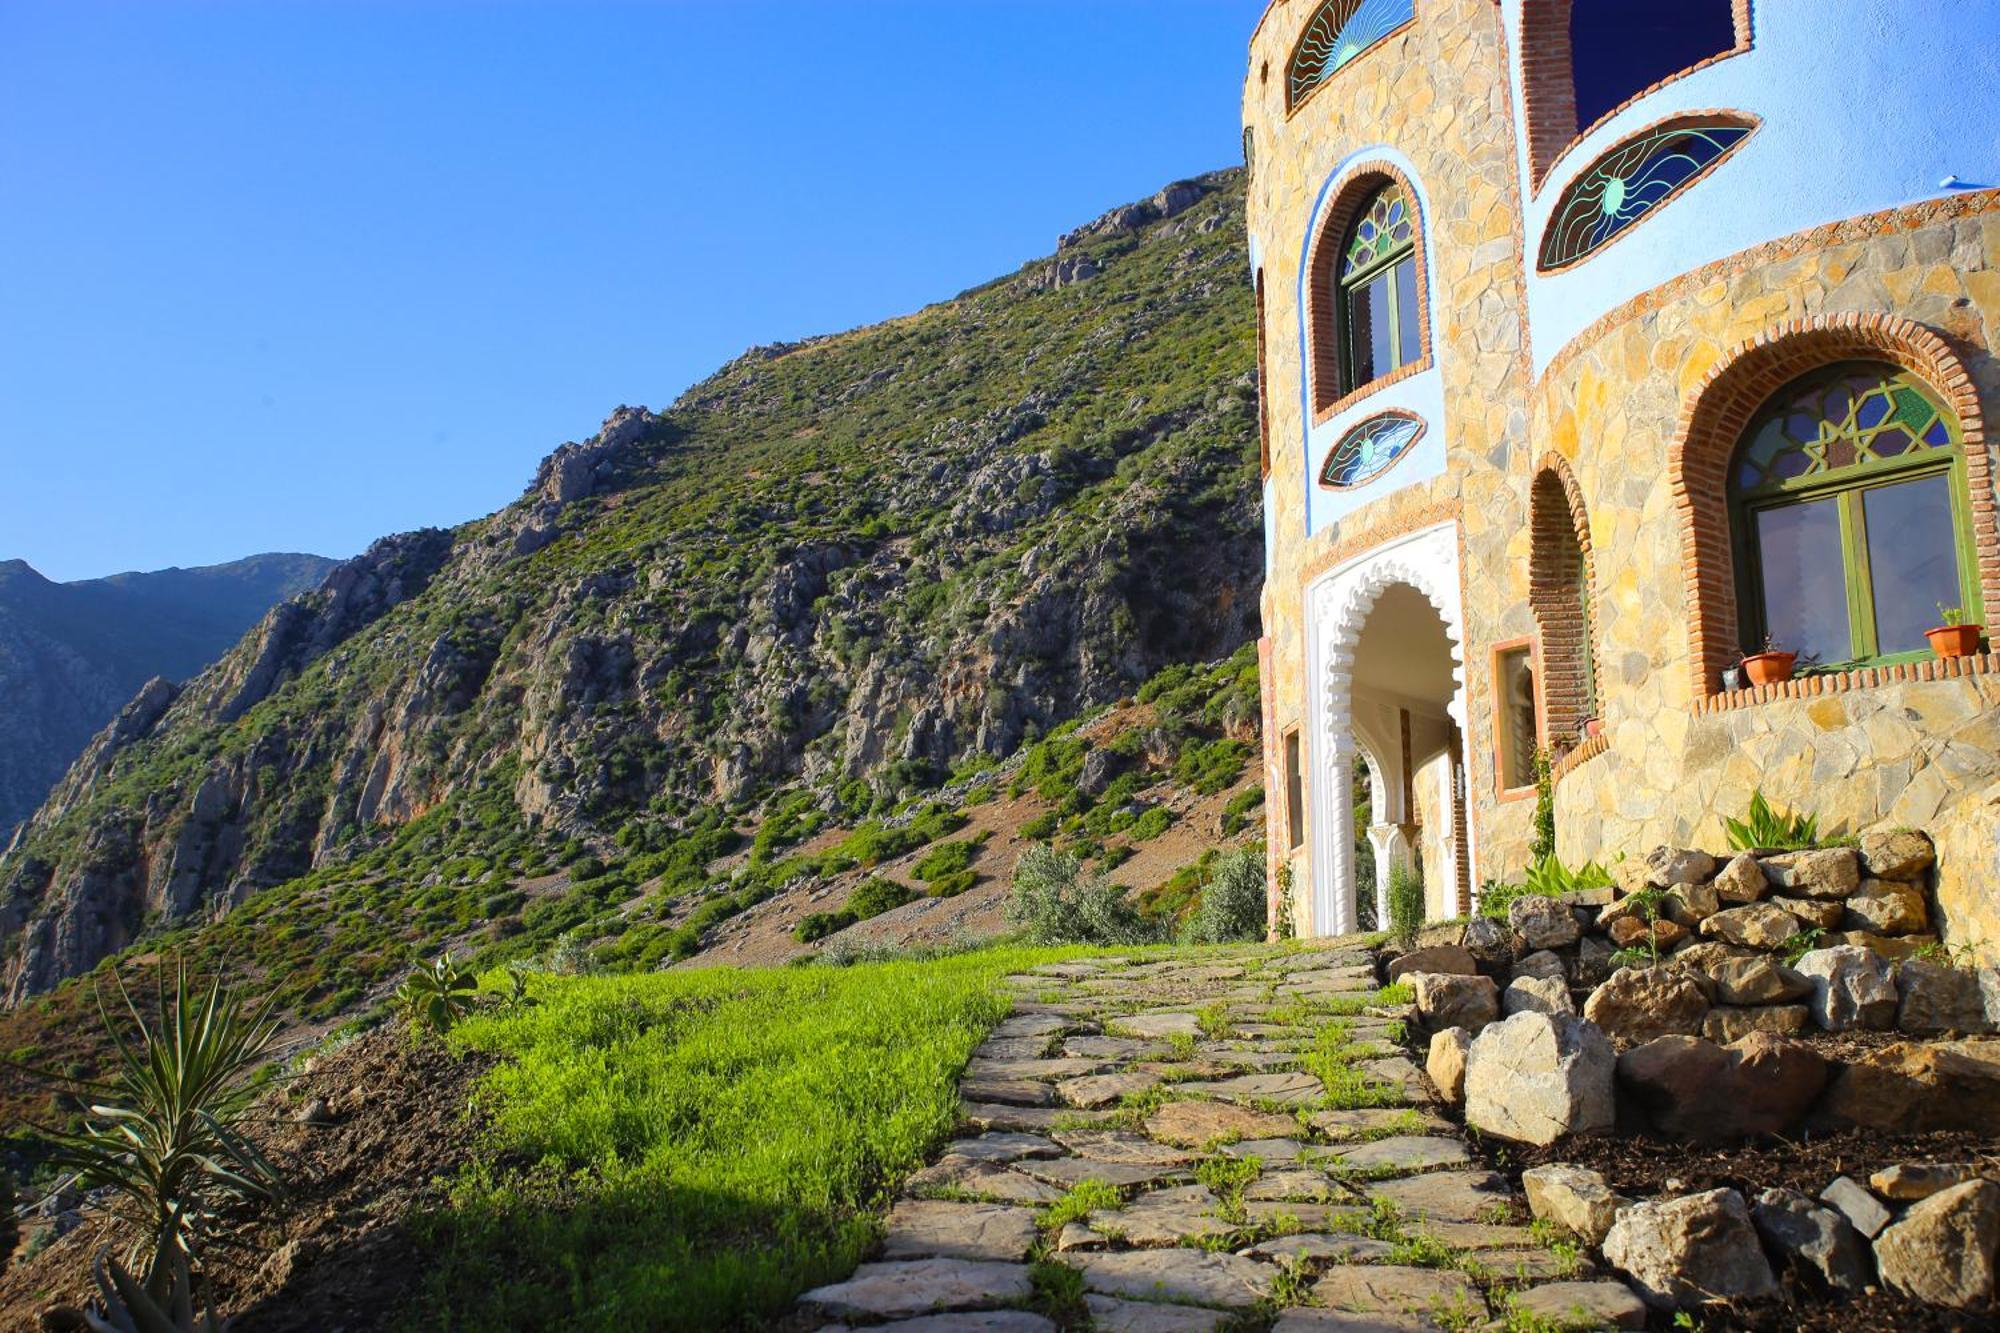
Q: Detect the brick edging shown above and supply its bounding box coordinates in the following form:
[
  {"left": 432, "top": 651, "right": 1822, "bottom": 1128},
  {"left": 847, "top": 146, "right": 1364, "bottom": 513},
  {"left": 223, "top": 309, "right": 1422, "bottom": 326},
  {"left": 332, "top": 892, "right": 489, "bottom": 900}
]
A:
[{"left": 1695, "top": 652, "right": 2000, "bottom": 715}]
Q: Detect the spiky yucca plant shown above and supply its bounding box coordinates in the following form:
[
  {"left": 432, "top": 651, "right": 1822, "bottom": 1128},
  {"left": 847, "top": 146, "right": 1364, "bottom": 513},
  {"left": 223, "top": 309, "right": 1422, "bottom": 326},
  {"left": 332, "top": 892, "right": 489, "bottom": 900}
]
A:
[
  {"left": 394, "top": 953, "right": 479, "bottom": 1034},
  {"left": 37, "top": 962, "right": 283, "bottom": 1299},
  {"left": 74, "top": 1248, "right": 223, "bottom": 1333}
]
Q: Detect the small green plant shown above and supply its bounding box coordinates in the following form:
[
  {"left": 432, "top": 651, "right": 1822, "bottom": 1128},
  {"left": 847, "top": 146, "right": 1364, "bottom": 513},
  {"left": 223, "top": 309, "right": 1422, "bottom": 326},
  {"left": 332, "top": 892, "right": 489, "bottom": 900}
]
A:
[
  {"left": 1724, "top": 789, "right": 1819, "bottom": 851},
  {"left": 396, "top": 953, "right": 480, "bottom": 1034},
  {"left": 32, "top": 963, "right": 284, "bottom": 1298},
  {"left": 1130, "top": 806, "right": 1173, "bottom": 841},
  {"left": 1037, "top": 1178, "right": 1122, "bottom": 1230},
  {"left": 1529, "top": 746, "right": 1555, "bottom": 862},
  {"left": 1620, "top": 886, "right": 1669, "bottom": 967},
  {"left": 1387, "top": 861, "right": 1425, "bottom": 949},
  {"left": 1937, "top": 602, "right": 1966, "bottom": 627},
  {"left": 1780, "top": 924, "right": 1827, "bottom": 965},
  {"left": 65, "top": 1248, "right": 223, "bottom": 1333},
  {"left": 1521, "top": 853, "right": 1615, "bottom": 897},
  {"left": 1028, "top": 1259, "right": 1088, "bottom": 1323}
]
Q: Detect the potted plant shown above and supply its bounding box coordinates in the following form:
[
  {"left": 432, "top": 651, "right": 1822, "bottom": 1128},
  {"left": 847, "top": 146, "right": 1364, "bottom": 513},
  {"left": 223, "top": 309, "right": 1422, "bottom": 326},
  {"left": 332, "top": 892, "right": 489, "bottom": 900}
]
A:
[
  {"left": 1581, "top": 716, "right": 1604, "bottom": 738},
  {"left": 1741, "top": 635, "right": 1797, "bottom": 686},
  {"left": 1926, "top": 604, "right": 1984, "bottom": 659}
]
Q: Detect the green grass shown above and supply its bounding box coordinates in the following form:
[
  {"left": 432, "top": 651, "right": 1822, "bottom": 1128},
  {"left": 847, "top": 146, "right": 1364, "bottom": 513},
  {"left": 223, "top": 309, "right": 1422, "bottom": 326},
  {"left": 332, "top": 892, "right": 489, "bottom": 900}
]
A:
[{"left": 416, "top": 946, "right": 1090, "bottom": 1330}]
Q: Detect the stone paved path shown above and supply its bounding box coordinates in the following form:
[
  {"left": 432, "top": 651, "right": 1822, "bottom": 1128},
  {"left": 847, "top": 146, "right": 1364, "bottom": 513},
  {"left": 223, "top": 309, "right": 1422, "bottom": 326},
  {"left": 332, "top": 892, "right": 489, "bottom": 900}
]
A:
[{"left": 797, "top": 945, "right": 1648, "bottom": 1331}]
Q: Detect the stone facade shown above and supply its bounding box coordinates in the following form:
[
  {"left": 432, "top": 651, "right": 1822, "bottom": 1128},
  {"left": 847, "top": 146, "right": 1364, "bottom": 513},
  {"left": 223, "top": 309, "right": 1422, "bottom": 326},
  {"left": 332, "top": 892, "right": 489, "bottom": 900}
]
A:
[{"left": 1246, "top": 0, "right": 2000, "bottom": 955}]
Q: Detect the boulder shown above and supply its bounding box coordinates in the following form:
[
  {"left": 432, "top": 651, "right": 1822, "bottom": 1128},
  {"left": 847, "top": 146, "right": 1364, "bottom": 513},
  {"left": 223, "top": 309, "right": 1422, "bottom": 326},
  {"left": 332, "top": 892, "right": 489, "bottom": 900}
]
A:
[
  {"left": 1408, "top": 972, "right": 1499, "bottom": 1033},
  {"left": 1707, "top": 956, "right": 1811, "bottom": 1006},
  {"left": 1616, "top": 1032, "right": 1826, "bottom": 1140},
  {"left": 1873, "top": 1179, "right": 2000, "bottom": 1310},
  {"left": 1674, "top": 940, "right": 1758, "bottom": 973},
  {"left": 1771, "top": 895, "right": 1844, "bottom": 930},
  {"left": 1459, "top": 916, "right": 1515, "bottom": 965},
  {"left": 1507, "top": 1282, "right": 1647, "bottom": 1330},
  {"left": 1664, "top": 879, "right": 1720, "bottom": 926},
  {"left": 1759, "top": 848, "right": 1861, "bottom": 898},
  {"left": 1795, "top": 946, "right": 1899, "bottom": 1031},
  {"left": 1832, "top": 930, "right": 1940, "bottom": 961},
  {"left": 1700, "top": 902, "right": 1801, "bottom": 949},
  {"left": 1583, "top": 966, "right": 1708, "bottom": 1047},
  {"left": 1503, "top": 974, "right": 1576, "bottom": 1018},
  {"left": 1607, "top": 916, "right": 1686, "bottom": 952},
  {"left": 1462, "top": 1012, "right": 1616, "bottom": 1146},
  {"left": 1844, "top": 881, "right": 1929, "bottom": 935},
  {"left": 1426, "top": 1027, "right": 1470, "bottom": 1104},
  {"left": 1871, "top": 1163, "right": 1982, "bottom": 1201},
  {"left": 1703, "top": 1004, "right": 1809, "bottom": 1043},
  {"left": 1751, "top": 1187, "right": 1871, "bottom": 1293},
  {"left": 1646, "top": 846, "right": 1716, "bottom": 888},
  {"left": 1514, "top": 949, "right": 1567, "bottom": 983},
  {"left": 1711, "top": 853, "right": 1768, "bottom": 904},
  {"left": 1522, "top": 1163, "right": 1629, "bottom": 1245},
  {"left": 1602, "top": 1188, "right": 1779, "bottom": 1309},
  {"left": 1897, "top": 959, "right": 1993, "bottom": 1034},
  {"left": 1820, "top": 1176, "right": 1892, "bottom": 1238},
  {"left": 1574, "top": 935, "right": 1618, "bottom": 987},
  {"left": 1816, "top": 1037, "right": 2000, "bottom": 1133},
  {"left": 1511, "top": 895, "right": 1580, "bottom": 950},
  {"left": 1860, "top": 828, "right": 1935, "bottom": 881},
  {"left": 1387, "top": 943, "right": 1478, "bottom": 982}
]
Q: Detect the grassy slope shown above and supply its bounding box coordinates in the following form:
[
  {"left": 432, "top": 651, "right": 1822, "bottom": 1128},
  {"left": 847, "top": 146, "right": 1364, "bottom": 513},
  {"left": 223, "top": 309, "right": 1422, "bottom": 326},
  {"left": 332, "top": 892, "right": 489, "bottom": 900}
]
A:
[{"left": 418, "top": 948, "right": 1094, "bottom": 1331}]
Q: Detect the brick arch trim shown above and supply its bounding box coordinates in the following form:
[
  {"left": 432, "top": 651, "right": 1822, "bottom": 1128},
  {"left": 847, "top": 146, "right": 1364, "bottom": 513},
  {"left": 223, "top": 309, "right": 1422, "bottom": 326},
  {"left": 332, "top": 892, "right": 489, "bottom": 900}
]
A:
[
  {"left": 1303, "top": 160, "right": 1434, "bottom": 423},
  {"left": 1670, "top": 312, "right": 1995, "bottom": 700},
  {"left": 1529, "top": 452, "right": 1599, "bottom": 745}
]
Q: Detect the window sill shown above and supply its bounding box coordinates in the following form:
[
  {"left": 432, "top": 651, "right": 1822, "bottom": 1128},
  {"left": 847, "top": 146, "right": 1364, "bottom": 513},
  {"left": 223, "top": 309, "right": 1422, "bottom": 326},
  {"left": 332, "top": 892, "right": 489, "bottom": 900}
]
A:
[
  {"left": 1313, "top": 356, "right": 1434, "bottom": 428},
  {"left": 1696, "top": 652, "right": 2000, "bottom": 715}
]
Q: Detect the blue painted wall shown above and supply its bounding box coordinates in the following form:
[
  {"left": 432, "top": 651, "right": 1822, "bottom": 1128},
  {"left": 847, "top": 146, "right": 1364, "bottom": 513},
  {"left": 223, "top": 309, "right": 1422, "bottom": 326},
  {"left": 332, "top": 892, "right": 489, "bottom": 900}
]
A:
[
  {"left": 1505, "top": 0, "right": 2000, "bottom": 376},
  {"left": 1295, "top": 147, "right": 1449, "bottom": 540}
]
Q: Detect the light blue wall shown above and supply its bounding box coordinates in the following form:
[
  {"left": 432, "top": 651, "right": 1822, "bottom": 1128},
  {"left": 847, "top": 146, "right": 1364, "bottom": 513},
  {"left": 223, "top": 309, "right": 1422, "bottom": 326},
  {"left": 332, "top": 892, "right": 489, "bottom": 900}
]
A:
[
  {"left": 1506, "top": 0, "right": 2000, "bottom": 377},
  {"left": 1295, "top": 147, "right": 1448, "bottom": 540}
]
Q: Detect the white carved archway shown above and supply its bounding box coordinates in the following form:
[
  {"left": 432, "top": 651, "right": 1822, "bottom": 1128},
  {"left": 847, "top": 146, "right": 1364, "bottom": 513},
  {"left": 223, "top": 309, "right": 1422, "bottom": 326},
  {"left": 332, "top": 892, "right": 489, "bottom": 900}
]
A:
[{"left": 1302, "top": 522, "right": 1472, "bottom": 937}]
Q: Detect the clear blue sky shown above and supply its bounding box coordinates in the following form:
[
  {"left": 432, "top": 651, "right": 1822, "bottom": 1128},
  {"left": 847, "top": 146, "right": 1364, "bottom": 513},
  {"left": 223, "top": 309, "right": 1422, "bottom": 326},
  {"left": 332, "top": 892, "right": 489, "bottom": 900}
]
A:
[{"left": 0, "top": 0, "right": 1264, "bottom": 582}]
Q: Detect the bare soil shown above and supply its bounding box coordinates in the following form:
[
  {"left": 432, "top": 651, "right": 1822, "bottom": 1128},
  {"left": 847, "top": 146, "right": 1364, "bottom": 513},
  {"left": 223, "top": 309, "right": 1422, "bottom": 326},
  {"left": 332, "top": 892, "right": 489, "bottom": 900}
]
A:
[{"left": 0, "top": 1028, "right": 493, "bottom": 1333}]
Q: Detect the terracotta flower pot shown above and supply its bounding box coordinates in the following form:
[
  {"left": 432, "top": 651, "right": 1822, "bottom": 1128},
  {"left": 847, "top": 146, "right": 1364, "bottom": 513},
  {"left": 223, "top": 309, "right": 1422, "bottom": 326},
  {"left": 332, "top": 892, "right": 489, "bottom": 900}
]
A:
[
  {"left": 1926, "top": 623, "right": 1983, "bottom": 658},
  {"left": 1741, "top": 650, "right": 1797, "bottom": 686},
  {"left": 1582, "top": 717, "right": 1604, "bottom": 738}
]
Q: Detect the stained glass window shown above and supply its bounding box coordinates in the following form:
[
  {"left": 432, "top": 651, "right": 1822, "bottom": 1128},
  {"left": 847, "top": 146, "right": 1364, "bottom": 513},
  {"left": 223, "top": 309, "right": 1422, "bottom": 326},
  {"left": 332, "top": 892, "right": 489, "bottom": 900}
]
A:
[
  {"left": 1320, "top": 411, "right": 1426, "bottom": 489},
  {"left": 1338, "top": 185, "right": 1421, "bottom": 392},
  {"left": 1287, "top": 0, "right": 1417, "bottom": 110},
  {"left": 1538, "top": 116, "right": 1754, "bottom": 270},
  {"left": 1732, "top": 363, "right": 1980, "bottom": 666}
]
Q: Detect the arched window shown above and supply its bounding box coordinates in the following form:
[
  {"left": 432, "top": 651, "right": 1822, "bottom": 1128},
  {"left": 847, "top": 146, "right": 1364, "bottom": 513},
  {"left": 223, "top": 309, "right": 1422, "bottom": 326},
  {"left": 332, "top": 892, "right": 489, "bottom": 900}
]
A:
[
  {"left": 1287, "top": 0, "right": 1417, "bottom": 112},
  {"left": 1731, "top": 362, "right": 1982, "bottom": 668},
  {"left": 1338, "top": 185, "right": 1420, "bottom": 393},
  {"left": 1569, "top": 0, "right": 1737, "bottom": 130}
]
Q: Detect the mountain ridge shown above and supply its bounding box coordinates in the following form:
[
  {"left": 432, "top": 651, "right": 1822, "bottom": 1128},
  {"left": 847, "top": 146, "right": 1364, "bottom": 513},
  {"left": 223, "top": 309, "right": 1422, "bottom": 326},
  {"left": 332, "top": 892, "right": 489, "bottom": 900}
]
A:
[{"left": 0, "top": 166, "right": 1260, "bottom": 1010}]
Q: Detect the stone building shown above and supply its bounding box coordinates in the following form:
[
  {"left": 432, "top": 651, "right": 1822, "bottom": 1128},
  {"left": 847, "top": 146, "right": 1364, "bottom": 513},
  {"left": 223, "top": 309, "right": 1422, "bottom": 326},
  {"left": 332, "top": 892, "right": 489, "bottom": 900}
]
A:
[{"left": 1244, "top": 0, "right": 2000, "bottom": 950}]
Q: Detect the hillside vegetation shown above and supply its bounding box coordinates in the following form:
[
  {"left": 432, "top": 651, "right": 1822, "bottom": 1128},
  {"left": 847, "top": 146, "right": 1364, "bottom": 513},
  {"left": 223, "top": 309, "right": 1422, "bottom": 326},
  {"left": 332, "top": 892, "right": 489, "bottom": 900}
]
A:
[{"left": 0, "top": 170, "right": 1259, "bottom": 1019}]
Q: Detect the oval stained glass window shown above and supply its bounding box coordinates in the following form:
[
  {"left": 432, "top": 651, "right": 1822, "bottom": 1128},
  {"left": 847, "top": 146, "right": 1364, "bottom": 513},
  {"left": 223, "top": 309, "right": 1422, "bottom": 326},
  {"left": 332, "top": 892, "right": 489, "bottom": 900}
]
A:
[
  {"left": 1538, "top": 115, "right": 1756, "bottom": 270},
  {"left": 1320, "top": 411, "right": 1427, "bottom": 488},
  {"left": 1287, "top": 0, "right": 1417, "bottom": 110}
]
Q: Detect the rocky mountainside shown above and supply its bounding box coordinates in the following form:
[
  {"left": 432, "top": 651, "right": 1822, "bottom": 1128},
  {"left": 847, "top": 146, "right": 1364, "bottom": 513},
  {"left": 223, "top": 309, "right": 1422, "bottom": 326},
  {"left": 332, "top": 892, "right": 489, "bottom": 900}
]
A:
[
  {"left": 0, "top": 554, "right": 335, "bottom": 836},
  {"left": 0, "top": 169, "right": 1261, "bottom": 1006}
]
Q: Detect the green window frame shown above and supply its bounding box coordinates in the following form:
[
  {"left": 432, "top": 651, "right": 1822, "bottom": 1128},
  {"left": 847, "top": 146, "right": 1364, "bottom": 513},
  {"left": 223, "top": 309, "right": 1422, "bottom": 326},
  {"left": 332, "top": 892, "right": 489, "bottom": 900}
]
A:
[
  {"left": 1337, "top": 185, "right": 1420, "bottom": 393},
  {"left": 1730, "top": 362, "right": 1983, "bottom": 670}
]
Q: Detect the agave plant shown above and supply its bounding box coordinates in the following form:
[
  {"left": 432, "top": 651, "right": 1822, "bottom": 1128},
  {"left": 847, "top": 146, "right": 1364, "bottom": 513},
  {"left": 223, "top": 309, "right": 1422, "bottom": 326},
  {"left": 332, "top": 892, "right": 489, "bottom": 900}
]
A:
[
  {"left": 36, "top": 962, "right": 284, "bottom": 1299},
  {"left": 394, "top": 953, "right": 480, "bottom": 1034},
  {"left": 72, "top": 1247, "right": 224, "bottom": 1333}
]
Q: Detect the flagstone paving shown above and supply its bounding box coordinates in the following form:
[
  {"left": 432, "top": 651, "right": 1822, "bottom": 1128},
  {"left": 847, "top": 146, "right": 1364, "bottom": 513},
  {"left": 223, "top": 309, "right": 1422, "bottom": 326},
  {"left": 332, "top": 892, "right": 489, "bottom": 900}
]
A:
[{"left": 800, "top": 945, "right": 1628, "bottom": 1330}]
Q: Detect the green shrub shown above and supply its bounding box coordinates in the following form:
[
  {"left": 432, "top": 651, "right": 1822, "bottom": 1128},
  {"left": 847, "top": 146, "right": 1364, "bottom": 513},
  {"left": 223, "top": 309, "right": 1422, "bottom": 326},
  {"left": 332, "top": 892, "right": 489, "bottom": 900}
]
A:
[
  {"left": 846, "top": 876, "right": 917, "bottom": 920},
  {"left": 927, "top": 869, "right": 978, "bottom": 898},
  {"left": 1173, "top": 738, "right": 1251, "bottom": 796},
  {"left": 1130, "top": 807, "right": 1173, "bottom": 841},
  {"left": 1387, "top": 862, "right": 1426, "bottom": 948},
  {"left": 1220, "top": 784, "right": 1265, "bottom": 836},
  {"left": 1006, "top": 845, "right": 1161, "bottom": 946},
  {"left": 794, "top": 911, "right": 856, "bottom": 944},
  {"left": 912, "top": 840, "right": 978, "bottom": 883},
  {"left": 1180, "top": 847, "right": 1267, "bottom": 944},
  {"left": 1020, "top": 811, "right": 1059, "bottom": 841}
]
